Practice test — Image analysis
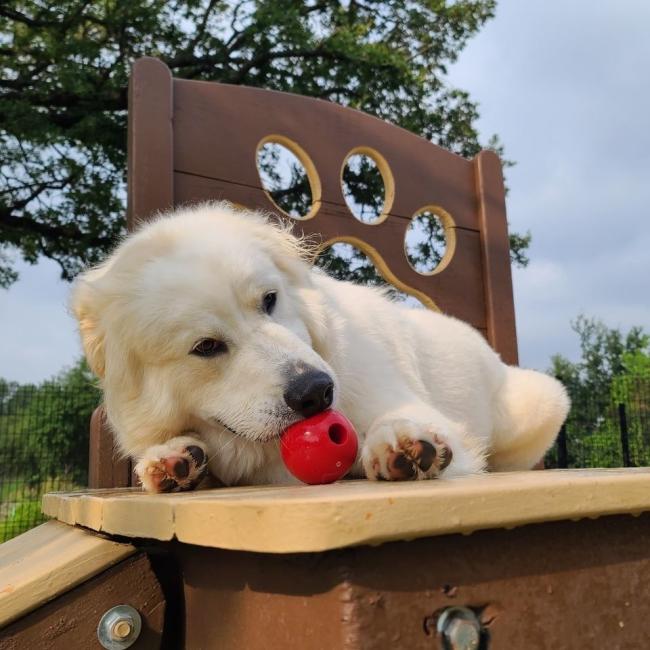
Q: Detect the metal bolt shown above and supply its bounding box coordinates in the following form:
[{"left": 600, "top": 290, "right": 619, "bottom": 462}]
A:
[
  {"left": 112, "top": 619, "right": 133, "bottom": 639},
  {"left": 436, "top": 606, "right": 482, "bottom": 650},
  {"left": 97, "top": 605, "right": 142, "bottom": 650}
]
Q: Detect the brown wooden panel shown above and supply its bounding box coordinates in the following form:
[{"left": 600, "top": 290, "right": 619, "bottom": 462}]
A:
[
  {"left": 88, "top": 406, "right": 131, "bottom": 488},
  {"left": 172, "top": 78, "right": 480, "bottom": 231},
  {"left": 348, "top": 514, "right": 650, "bottom": 649},
  {"left": 0, "top": 554, "right": 164, "bottom": 650},
  {"left": 177, "top": 513, "right": 650, "bottom": 649},
  {"left": 475, "top": 150, "right": 518, "bottom": 365},
  {"left": 181, "top": 544, "right": 355, "bottom": 650},
  {"left": 127, "top": 57, "right": 174, "bottom": 230},
  {"left": 174, "top": 172, "right": 487, "bottom": 329}
]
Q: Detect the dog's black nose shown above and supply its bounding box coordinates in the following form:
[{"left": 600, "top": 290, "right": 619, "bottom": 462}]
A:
[{"left": 283, "top": 369, "right": 334, "bottom": 418}]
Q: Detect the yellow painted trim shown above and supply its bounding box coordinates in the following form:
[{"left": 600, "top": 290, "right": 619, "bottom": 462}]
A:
[
  {"left": 255, "top": 135, "right": 322, "bottom": 221},
  {"left": 320, "top": 236, "right": 440, "bottom": 311},
  {"left": 340, "top": 147, "right": 395, "bottom": 225},
  {"left": 404, "top": 205, "right": 457, "bottom": 276}
]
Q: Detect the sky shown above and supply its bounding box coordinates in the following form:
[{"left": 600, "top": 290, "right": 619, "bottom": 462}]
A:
[{"left": 1, "top": 0, "right": 649, "bottom": 383}]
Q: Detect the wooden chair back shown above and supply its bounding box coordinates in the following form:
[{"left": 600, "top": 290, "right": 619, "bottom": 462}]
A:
[{"left": 89, "top": 56, "right": 518, "bottom": 488}]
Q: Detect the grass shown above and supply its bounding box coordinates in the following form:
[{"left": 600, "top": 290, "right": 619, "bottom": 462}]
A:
[{"left": 0, "top": 476, "right": 81, "bottom": 542}]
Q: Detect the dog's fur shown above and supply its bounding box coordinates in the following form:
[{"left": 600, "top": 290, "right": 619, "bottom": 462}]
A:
[{"left": 71, "top": 203, "right": 569, "bottom": 491}]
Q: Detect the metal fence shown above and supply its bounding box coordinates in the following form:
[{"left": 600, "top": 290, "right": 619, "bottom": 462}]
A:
[
  {"left": 0, "top": 383, "right": 98, "bottom": 542},
  {"left": 0, "top": 378, "right": 649, "bottom": 542},
  {"left": 545, "top": 377, "right": 650, "bottom": 469}
]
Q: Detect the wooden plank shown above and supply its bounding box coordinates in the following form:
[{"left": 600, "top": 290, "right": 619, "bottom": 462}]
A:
[
  {"left": 172, "top": 78, "right": 480, "bottom": 230},
  {"left": 173, "top": 173, "right": 488, "bottom": 329},
  {"left": 0, "top": 520, "right": 135, "bottom": 627},
  {"left": 474, "top": 150, "right": 519, "bottom": 365},
  {"left": 43, "top": 469, "right": 650, "bottom": 554},
  {"left": 0, "top": 554, "right": 164, "bottom": 648},
  {"left": 177, "top": 514, "right": 650, "bottom": 649},
  {"left": 127, "top": 57, "right": 174, "bottom": 230}
]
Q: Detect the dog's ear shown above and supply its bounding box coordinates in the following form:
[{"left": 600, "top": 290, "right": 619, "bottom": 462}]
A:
[
  {"left": 70, "top": 266, "right": 107, "bottom": 378},
  {"left": 260, "top": 218, "right": 315, "bottom": 281}
]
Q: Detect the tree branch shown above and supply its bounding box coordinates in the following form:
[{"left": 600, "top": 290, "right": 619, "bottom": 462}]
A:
[{"left": 0, "top": 208, "right": 115, "bottom": 250}]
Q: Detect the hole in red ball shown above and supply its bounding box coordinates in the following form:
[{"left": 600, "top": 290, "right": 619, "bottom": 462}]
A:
[{"left": 328, "top": 423, "right": 347, "bottom": 445}]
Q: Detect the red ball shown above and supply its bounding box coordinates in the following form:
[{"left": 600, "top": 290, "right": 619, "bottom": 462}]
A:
[{"left": 281, "top": 410, "right": 359, "bottom": 484}]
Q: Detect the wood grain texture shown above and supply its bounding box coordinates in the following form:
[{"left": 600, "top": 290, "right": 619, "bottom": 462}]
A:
[
  {"left": 0, "top": 521, "right": 135, "bottom": 627},
  {"left": 173, "top": 172, "right": 489, "bottom": 328},
  {"left": 0, "top": 554, "right": 164, "bottom": 649},
  {"left": 43, "top": 469, "right": 650, "bottom": 553},
  {"left": 172, "top": 79, "right": 480, "bottom": 229},
  {"left": 474, "top": 150, "right": 518, "bottom": 365},
  {"left": 181, "top": 544, "right": 356, "bottom": 650},
  {"left": 174, "top": 514, "right": 650, "bottom": 649},
  {"left": 127, "top": 57, "right": 174, "bottom": 229},
  {"left": 88, "top": 406, "right": 131, "bottom": 488}
]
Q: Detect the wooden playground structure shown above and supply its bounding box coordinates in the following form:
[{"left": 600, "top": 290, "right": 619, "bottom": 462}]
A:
[{"left": 2, "top": 58, "right": 650, "bottom": 649}]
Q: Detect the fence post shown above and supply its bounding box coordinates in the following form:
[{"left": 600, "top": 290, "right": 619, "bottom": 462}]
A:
[
  {"left": 618, "top": 403, "right": 632, "bottom": 468},
  {"left": 557, "top": 424, "right": 569, "bottom": 469}
]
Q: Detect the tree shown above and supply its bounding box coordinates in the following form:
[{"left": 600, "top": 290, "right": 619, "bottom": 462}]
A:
[
  {"left": 551, "top": 315, "right": 649, "bottom": 411},
  {"left": 0, "top": 359, "right": 100, "bottom": 485},
  {"left": 0, "top": 0, "right": 529, "bottom": 289},
  {"left": 548, "top": 316, "right": 650, "bottom": 468}
]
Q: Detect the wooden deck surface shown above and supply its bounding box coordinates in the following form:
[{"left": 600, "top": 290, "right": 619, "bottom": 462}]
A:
[
  {"left": 0, "top": 520, "right": 135, "bottom": 627},
  {"left": 41, "top": 469, "right": 650, "bottom": 554}
]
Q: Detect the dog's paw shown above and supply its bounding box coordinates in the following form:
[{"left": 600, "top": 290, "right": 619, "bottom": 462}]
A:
[
  {"left": 134, "top": 436, "right": 208, "bottom": 493},
  {"left": 362, "top": 419, "right": 454, "bottom": 481}
]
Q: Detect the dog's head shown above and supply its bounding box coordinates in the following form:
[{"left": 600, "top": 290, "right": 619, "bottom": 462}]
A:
[{"left": 71, "top": 203, "right": 337, "bottom": 454}]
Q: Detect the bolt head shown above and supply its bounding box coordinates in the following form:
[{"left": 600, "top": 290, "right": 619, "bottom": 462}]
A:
[
  {"left": 436, "top": 606, "right": 482, "bottom": 650},
  {"left": 444, "top": 618, "right": 480, "bottom": 650},
  {"left": 97, "top": 605, "right": 142, "bottom": 649},
  {"left": 111, "top": 619, "right": 133, "bottom": 640}
]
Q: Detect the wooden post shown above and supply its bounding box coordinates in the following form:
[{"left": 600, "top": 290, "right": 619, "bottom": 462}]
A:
[
  {"left": 88, "top": 406, "right": 131, "bottom": 488},
  {"left": 474, "top": 150, "right": 518, "bottom": 366},
  {"left": 127, "top": 57, "right": 174, "bottom": 230}
]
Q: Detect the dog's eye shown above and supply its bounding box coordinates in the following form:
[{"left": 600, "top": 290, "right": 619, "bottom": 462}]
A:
[
  {"left": 262, "top": 291, "right": 277, "bottom": 315},
  {"left": 190, "top": 338, "right": 228, "bottom": 358}
]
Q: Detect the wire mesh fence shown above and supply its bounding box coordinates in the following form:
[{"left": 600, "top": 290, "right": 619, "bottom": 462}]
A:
[
  {"left": 0, "top": 378, "right": 649, "bottom": 541},
  {"left": 545, "top": 376, "right": 650, "bottom": 468},
  {"left": 0, "top": 383, "right": 99, "bottom": 542}
]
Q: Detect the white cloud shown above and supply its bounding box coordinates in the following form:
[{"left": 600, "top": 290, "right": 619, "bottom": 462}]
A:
[{"left": 448, "top": 0, "right": 650, "bottom": 370}]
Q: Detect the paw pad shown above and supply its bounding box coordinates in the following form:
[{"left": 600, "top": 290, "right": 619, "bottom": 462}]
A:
[
  {"left": 140, "top": 445, "right": 208, "bottom": 493},
  {"left": 365, "top": 432, "right": 454, "bottom": 481}
]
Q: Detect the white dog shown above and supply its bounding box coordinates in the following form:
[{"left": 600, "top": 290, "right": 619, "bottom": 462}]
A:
[{"left": 71, "top": 203, "right": 569, "bottom": 492}]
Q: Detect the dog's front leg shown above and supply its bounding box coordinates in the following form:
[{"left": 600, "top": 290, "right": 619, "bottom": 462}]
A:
[
  {"left": 133, "top": 434, "right": 209, "bottom": 493},
  {"left": 361, "top": 403, "right": 487, "bottom": 481}
]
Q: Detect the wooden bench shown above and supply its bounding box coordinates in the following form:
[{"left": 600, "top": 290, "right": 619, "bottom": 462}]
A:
[{"left": 3, "top": 470, "right": 650, "bottom": 647}]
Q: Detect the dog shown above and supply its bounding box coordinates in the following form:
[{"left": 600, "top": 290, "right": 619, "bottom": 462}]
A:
[{"left": 71, "top": 203, "right": 569, "bottom": 492}]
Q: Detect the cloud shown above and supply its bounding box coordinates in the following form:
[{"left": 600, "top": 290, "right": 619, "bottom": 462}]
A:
[{"left": 448, "top": 0, "right": 650, "bottom": 369}]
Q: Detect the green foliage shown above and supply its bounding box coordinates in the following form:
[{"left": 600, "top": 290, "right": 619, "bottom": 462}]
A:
[
  {"left": 0, "top": 496, "right": 45, "bottom": 540},
  {"left": 0, "top": 359, "right": 100, "bottom": 485},
  {"left": 550, "top": 315, "right": 649, "bottom": 410},
  {"left": 0, "top": 0, "right": 529, "bottom": 288},
  {"left": 546, "top": 316, "right": 650, "bottom": 468}
]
